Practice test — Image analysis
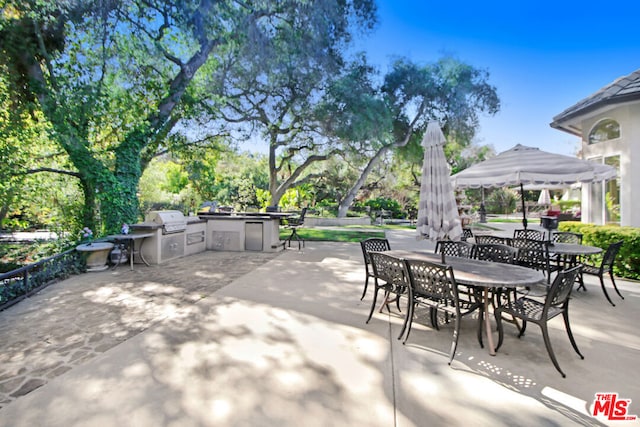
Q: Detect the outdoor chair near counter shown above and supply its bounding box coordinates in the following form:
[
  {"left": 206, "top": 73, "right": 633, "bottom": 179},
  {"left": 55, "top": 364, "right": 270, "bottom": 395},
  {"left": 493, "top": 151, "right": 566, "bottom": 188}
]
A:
[
  {"left": 359, "top": 237, "right": 391, "bottom": 300},
  {"left": 283, "top": 207, "right": 307, "bottom": 250},
  {"left": 578, "top": 240, "right": 624, "bottom": 306},
  {"left": 402, "top": 258, "right": 484, "bottom": 365},
  {"left": 495, "top": 265, "right": 584, "bottom": 378}
]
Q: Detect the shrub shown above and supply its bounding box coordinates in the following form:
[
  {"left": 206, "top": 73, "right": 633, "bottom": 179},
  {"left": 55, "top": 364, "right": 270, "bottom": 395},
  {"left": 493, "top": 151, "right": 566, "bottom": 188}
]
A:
[{"left": 362, "top": 197, "right": 404, "bottom": 219}]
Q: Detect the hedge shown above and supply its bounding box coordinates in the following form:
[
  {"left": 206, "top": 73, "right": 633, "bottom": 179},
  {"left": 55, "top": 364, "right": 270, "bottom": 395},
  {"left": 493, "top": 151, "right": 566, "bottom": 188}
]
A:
[{"left": 558, "top": 221, "right": 640, "bottom": 281}]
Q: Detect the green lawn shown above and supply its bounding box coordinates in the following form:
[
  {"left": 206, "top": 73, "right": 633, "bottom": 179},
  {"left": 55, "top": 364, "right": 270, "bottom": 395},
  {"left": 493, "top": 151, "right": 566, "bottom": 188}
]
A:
[{"left": 279, "top": 227, "right": 385, "bottom": 242}]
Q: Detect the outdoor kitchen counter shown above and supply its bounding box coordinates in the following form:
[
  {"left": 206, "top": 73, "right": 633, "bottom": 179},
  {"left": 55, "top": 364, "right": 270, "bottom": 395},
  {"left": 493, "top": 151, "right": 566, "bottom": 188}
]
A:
[
  {"left": 198, "top": 213, "right": 286, "bottom": 252},
  {"left": 130, "top": 217, "right": 207, "bottom": 264}
]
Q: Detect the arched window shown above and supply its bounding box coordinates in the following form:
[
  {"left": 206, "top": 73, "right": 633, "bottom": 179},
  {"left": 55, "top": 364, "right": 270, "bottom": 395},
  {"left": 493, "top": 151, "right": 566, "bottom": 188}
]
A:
[{"left": 588, "top": 119, "right": 620, "bottom": 144}]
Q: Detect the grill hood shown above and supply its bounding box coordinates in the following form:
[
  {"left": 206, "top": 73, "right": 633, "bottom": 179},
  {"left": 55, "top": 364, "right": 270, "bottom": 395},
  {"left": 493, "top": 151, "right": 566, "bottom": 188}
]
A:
[{"left": 145, "top": 210, "right": 187, "bottom": 234}]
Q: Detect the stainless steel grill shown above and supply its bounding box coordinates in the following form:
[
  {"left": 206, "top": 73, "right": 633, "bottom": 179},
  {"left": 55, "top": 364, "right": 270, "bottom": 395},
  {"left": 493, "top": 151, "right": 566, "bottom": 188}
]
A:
[{"left": 145, "top": 210, "right": 187, "bottom": 234}]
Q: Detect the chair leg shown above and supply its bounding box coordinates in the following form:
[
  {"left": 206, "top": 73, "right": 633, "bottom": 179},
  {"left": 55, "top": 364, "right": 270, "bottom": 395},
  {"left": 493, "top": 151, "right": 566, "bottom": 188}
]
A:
[
  {"left": 494, "top": 309, "right": 504, "bottom": 351},
  {"left": 402, "top": 303, "right": 416, "bottom": 344},
  {"left": 429, "top": 307, "right": 438, "bottom": 328},
  {"left": 609, "top": 271, "right": 624, "bottom": 300},
  {"left": 599, "top": 275, "right": 616, "bottom": 307},
  {"left": 286, "top": 228, "right": 303, "bottom": 250},
  {"left": 379, "top": 290, "right": 392, "bottom": 313},
  {"left": 517, "top": 320, "right": 528, "bottom": 338},
  {"left": 448, "top": 315, "right": 461, "bottom": 365},
  {"left": 395, "top": 290, "right": 403, "bottom": 312},
  {"left": 366, "top": 284, "right": 379, "bottom": 324},
  {"left": 562, "top": 310, "right": 584, "bottom": 359},
  {"left": 431, "top": 307, "right": 440, "bottom": 330},
  {"left": 576, "top": 272, "right": 586, "bottom": 291},
  {"left": 476, "top": 306, "right": 484, "bottom": 349},
  {"left": 360, "top": 274, "right": 369, "bottom": 300},
  {"left": 540, "top": 323, "right": 566, "bottom": 378},
  {"left": 398, "top": 299, "right": 414, "bottom": 341}
]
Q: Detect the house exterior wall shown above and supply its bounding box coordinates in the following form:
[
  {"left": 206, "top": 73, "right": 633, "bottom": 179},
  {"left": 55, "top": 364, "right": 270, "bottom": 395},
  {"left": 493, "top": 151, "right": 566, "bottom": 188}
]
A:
[{"left": 579, "top": 102, "right": 640, "bottom": 227}]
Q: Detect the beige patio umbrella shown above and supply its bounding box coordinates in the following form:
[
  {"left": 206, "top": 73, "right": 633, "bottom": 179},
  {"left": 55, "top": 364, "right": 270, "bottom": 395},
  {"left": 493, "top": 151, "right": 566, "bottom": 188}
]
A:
[
  {"left": 451, "top": 144, "right": 617, "bottom": 229},
  {"left": 416, "top": 121, "right": 463, "bottom": 241}
]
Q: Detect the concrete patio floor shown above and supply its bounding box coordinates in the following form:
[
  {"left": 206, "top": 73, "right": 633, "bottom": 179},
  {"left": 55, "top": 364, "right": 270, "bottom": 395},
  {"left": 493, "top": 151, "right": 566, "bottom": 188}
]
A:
[{"left": 0, "top": 225, "right": 638, "bottom": 426}]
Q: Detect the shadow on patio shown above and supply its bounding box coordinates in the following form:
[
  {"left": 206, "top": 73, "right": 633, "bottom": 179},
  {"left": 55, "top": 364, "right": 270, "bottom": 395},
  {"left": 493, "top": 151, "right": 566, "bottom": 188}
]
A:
[{"left": 0, "top": 230, "right": 638, "bottom": 426}]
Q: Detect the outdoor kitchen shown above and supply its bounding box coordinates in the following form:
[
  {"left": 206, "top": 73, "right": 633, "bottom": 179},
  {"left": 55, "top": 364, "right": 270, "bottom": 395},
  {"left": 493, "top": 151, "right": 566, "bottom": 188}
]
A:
[{"left": 130, "top": 210, "right": 286, "bottom": 265}]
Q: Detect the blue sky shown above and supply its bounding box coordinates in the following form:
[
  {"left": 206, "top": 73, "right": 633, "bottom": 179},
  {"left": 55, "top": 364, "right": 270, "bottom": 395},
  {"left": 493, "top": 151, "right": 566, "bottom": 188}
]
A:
[{"left": 353, "top": 0, "right": 640, "bottom": 156}]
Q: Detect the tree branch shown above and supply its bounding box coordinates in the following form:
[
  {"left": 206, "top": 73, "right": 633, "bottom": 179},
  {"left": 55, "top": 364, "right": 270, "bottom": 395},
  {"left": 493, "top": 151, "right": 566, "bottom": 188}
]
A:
[{"left": 24, "top": 167, "right": 81, "bottom": 178}]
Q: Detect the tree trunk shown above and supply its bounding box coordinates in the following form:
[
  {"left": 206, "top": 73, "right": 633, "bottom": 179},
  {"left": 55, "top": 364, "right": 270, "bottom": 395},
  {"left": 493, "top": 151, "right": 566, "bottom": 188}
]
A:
[{"left": 337, "top": 146, "right": 391, "bottom": 218}]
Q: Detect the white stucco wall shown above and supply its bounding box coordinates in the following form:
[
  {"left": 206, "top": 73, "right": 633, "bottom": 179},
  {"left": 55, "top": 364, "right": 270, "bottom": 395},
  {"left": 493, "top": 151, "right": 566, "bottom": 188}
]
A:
[{"left": 579, "top": 102, "right": 640, "bottom": 227}]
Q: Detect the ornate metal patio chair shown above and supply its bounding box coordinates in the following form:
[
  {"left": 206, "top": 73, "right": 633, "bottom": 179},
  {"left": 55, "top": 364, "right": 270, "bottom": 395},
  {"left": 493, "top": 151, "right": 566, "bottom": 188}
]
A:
[
  {"left": 512, "top": 237, "right": 557, "bottom": 285},
  {"left": 473, "top": 243, "right": 520, "bottom": 316},
  {"left": 403, "top": 258, "right": 483, "bottom": 365},
  {"left": 552, "top": 231, "right": 583, "bottom": 244},
  {"left": 359, "top": 238, "right": 391, "bottom": 300},
  {"left": 578, "top": 241, "right": 624, "bottom": 306},
  {"left": 435, "top": 239, "right": 476, "bottom": 305},
  {"left": 366, "top": 252, "right": 409, "bottom": 332},
  {"left": 513, "top": 229, "right": 546, "bottom": 241},
  {"left": 434, "top": 240, "right": 474, "bottom": 260},
  {"left": 473, "top": 243, "right": 518, "bottom": 264},
  {"left": 461, "top": 227, "right": 474, "bottom": 242},
  {"left": 474, "top": 234, "right": 513, "bottom": 246},
  {"left": 550, "top": 231, "right": 584, "bottom": 270},
  {"left": 495, "top": 265, "right": 584, "bottom": 377}
]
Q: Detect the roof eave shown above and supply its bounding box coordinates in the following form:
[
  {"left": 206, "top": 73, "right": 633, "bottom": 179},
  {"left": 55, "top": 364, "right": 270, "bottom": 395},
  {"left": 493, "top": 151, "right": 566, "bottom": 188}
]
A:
[{"left": 550, "top": 92, "right": 640, "bottom": 136}]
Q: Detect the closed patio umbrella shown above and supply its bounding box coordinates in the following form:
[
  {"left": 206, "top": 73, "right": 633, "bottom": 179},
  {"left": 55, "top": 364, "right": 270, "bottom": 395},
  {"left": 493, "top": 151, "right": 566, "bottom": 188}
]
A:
[
  {"left": 451, "top": 144, "right": 616, "bottom": 229},
  {"left": 416, "top": 122, "right": 463, "bottom": 241},
  {"left": 537, "top": 188, "right": 551, "bottom": 205}
]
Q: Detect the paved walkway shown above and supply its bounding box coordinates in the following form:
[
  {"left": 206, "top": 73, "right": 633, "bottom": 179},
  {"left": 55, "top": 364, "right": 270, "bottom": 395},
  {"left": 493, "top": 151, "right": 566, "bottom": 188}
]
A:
[
  {"left": 0, "top": 251, "right": 278, "bottom": 407},
  {"left": 0, "top": 227, "right": 639, "bottom": 426}
]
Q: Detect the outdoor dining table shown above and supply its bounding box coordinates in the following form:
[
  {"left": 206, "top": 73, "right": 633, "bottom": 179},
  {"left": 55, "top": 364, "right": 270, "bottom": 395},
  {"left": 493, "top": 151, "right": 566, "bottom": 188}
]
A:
[
  {"left": 382, "top": 249, "right": 546, "bottom": 356},
  {"left": 548, "top": 242, "right": 602, "bottom": 260},
  {"left": 548, "top": 242, "right": 602, "bottom": 290}
]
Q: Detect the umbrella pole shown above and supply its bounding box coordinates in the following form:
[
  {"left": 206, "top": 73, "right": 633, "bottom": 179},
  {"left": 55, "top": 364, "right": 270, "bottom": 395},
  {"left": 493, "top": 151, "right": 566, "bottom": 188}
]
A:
[
  {"left": 479, "top": 187, "right": 486, "bottom": 223},
  {"left": 520, "top": 183, "right": 528, "bottom": 229}
]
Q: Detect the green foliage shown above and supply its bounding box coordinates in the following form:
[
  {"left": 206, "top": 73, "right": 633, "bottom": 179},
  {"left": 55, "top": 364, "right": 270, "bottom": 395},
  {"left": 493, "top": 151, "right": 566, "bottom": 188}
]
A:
[
  {"left": 558, "top": 222, "right": 640, "bottom": 280},
  {"left": 1, "top": 0, "right": 274, "bottom": 232},
  {"left": 279, "top": 185, "right": 315, "bottom": 210},
  {"left": 362, "top": 197, "right": 404, "bottom": 218},
  {"left": 485, "top": 188, "right": 517, "bottom": 215},
  {"left": 279, "top": 227, "right": 384, "bottom": 242},
  {"left": 0, "top": 249, "right": 83, "bottom": 306},
  {"left": 557, "top": 200, "right": 581, "bottom": 211},
  {"left": 210, "top": 0, "right": 377, "bottom": 206}
]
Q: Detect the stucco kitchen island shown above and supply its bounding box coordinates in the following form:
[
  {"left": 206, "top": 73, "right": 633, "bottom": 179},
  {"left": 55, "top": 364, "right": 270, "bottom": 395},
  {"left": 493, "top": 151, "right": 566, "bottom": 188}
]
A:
[{"left": 198, "top": 212, "right": 290, "bottom": 252}]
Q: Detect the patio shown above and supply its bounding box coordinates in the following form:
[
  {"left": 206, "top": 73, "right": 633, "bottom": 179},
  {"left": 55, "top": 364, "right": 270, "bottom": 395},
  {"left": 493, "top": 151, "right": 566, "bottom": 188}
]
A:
[{"left": 0, "top": 225, "right": 638, "bottom": 426}]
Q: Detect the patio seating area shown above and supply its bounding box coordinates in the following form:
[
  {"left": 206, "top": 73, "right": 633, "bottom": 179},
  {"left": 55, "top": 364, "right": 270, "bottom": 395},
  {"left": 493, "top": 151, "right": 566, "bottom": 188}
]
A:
[{"left": 0, "top": 224, "right": 639, "bottom": 426}]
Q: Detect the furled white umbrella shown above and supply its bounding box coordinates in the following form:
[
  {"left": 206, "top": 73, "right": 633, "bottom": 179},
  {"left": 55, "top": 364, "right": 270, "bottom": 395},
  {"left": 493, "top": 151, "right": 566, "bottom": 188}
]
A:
[
  {"left": 451, "top": 144, "right": 617, "bottom": 228},
  {"left": 537, "top": 188, "right": 551, "bottom": 205},
  {"left": 416, "top": 122, "right": 462, "bottom": 241}
]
